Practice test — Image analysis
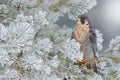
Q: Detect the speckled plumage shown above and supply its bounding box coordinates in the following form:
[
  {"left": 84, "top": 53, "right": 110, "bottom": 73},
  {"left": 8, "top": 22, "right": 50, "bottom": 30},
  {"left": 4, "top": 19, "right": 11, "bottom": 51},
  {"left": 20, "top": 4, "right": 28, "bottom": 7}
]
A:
[{"left": 72, "top": 15, "right": 97, "bottom": 73}]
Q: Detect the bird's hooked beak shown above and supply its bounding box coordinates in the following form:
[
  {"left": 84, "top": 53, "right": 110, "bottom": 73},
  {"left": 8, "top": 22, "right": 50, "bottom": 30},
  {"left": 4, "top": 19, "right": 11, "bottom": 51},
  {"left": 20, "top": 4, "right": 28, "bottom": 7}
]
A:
[{"left": 77, "top": 17, "right": 81, "bottom": 24}]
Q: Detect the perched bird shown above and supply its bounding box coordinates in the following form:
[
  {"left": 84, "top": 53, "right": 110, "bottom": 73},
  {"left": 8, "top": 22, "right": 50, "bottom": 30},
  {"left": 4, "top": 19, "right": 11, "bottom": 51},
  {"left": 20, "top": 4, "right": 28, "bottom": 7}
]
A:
[{"left": 72, "top": 15, "right": 98, "bottom": 73}]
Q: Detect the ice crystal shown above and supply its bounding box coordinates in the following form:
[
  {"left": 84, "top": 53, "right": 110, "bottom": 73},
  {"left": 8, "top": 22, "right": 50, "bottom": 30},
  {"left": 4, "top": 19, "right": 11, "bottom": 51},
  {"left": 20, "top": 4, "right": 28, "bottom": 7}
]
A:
[
  {"left": 46, "top": 75, "right": 61, "bottom": 80},
  {"left": 0, "top": 4, "right": 7, "bottom": 14},
  {"left": 1, "top": 69, "right": 19, "bottom": 79},
  {"left": 33, "top": 10, "right": 49, "bottom": 30},
  {"left": 95, "top": 29, "right": 104, "bottom": 51},
  {"left": 22, "top": 54, "right": 43, "bottom": 71},
  {"left": 0, "top": 23, "right": 8, "bottom": 41},
  {"left": 14, "top": 13, "right": 33, "bottom": 23},
  {"left": 88, "top": 73, "right": 103, "bottom": 80},
  {"left": 11, "top": 0, "right": 37, "bottom": 10},
  {"left": 42, "top": 65, "right": 51, "bottom": 75},
  {"left": 34, "top": 38, "right": 53, "bottom": 55},
  {"left": 0, "top": 48, "right": 9, "bottom": 67},
  {"left": 68, "top": 0, "right": 97, "bottom": 20},
  {"left": 48, "top": 56, "right": 59, "bottom": 68},
  {"left": 109, "top": 36, "right": 120, "bottom": 49},
  {"left": 5, "top": 16, "right": 35, "bottom": 54},
  {"left": 61, "top": 38, "right": 83, "bottom": 61}
]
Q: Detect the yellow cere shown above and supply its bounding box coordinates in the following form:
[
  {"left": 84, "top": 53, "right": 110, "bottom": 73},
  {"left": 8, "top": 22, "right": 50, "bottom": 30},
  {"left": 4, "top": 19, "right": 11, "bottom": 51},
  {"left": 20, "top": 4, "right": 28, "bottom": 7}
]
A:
[{"left": 77, "top": 18, "right": 81, "bottom": 22}]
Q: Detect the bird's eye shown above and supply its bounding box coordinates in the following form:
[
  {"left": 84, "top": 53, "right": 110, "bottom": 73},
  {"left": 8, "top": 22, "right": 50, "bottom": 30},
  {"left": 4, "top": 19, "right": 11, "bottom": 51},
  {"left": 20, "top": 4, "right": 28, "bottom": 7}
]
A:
[{"left": 86, "top": 23, "right": 89, "bottom": 25}]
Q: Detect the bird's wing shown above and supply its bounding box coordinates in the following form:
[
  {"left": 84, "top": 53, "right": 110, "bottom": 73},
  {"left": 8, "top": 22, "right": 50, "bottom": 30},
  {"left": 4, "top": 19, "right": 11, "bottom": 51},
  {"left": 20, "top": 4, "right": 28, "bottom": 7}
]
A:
[{"left": 89, "top": 29, "right": 97, "bottom": 58}]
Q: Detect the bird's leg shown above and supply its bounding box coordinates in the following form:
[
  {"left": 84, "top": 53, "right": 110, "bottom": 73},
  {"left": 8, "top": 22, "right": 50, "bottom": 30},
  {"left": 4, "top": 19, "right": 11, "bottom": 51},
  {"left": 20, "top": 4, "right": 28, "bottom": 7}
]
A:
[{"left": 74, "top": 59, "right": 88, "bottom": 67}]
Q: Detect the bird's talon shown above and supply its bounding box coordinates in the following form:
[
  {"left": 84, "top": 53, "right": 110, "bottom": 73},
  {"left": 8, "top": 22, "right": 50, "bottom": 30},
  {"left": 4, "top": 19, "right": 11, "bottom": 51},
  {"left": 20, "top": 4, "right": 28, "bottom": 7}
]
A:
[{"left": 74, "top": 59, "right": 88, "bottom": 66}]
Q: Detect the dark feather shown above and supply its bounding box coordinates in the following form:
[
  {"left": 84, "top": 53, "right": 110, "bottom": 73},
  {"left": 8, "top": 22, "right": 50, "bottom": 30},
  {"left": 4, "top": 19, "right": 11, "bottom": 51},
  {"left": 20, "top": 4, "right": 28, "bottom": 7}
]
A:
[
  {"left": 89, "top": 29, "right": 97, "bottom": 58},
  {"left": 78, "top": 15, "right": 90, "bottom": 24}
]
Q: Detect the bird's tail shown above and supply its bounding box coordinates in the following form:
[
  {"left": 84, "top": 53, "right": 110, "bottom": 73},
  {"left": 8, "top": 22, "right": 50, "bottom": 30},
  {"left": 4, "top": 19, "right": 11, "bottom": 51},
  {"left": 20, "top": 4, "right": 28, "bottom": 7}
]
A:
[
  {"left": 86, "top": 63, "right": 97, "bottom": 73},
  {"left": 93, "top": 63, "right": 97, "bottom": 73}
]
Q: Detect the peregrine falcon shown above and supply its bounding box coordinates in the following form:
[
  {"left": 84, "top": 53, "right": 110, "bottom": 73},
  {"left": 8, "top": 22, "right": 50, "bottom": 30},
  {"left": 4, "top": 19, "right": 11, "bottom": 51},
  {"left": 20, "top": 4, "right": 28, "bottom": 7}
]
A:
[{"left": 72, "top": 15, "right": 97, "bottom": 73}]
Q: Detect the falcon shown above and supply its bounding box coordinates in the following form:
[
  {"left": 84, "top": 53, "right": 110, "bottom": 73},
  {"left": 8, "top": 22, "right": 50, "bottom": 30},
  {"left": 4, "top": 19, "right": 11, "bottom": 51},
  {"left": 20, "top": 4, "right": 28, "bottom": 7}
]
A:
[{"left": 72, "top": 15, "right": 98, "bottom": 73}]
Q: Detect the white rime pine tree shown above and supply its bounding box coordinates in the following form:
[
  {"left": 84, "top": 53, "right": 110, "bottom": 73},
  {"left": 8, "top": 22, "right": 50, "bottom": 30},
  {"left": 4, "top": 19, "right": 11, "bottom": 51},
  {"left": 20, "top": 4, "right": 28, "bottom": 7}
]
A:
[{"left": 0, "top": 0, "right": 120, "bottom": 80}]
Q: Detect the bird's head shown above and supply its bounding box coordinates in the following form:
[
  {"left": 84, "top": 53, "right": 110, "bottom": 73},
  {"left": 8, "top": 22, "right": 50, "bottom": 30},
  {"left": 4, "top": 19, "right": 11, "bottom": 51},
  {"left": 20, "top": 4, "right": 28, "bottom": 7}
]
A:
[{"left": 77, "top": 15, "right": 90, "bottom": 25}]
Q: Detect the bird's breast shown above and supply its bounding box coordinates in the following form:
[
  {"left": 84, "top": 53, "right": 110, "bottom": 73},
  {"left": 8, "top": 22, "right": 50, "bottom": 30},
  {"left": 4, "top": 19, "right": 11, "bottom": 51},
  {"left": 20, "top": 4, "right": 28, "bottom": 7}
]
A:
[{"left": 77, "top": 28, "right": 89, "bottom": 42}]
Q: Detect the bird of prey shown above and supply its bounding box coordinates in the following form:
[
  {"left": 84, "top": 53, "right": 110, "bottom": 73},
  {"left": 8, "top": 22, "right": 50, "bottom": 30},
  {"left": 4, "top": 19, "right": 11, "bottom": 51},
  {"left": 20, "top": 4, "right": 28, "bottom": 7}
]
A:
[{"left": 72, "top": 15, "right": 98, "bottom": 73}]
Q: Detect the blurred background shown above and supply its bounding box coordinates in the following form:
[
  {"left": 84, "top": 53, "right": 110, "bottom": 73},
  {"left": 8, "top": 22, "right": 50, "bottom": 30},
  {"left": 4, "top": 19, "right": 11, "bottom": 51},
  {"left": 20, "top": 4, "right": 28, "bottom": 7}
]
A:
[{"left": 57, "top": 0, "right": 120, "bottom": 53}]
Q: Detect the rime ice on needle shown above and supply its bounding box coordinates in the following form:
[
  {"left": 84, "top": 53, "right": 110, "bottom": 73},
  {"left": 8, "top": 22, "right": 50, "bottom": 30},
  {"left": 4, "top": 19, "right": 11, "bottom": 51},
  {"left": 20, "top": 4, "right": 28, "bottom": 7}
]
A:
[
  {"left": 0, "top": 69, "right": 19, "bottom": 79},
  {"left": 0, "top": 23, "right": 8, "bottom": 42},
  {"left": 0, "top": 48, "right": 9, "bottom": 67},
  {"left": 68, "top": 0, "right": 97, "bottom": 20},
  {"left": 22, "top": 54, "right": 43, "bottom": 71},
  {"left": 34, "top": 0, "right": 97, "bottom": 22},
  {"left": 88, "top": 73, "right": 103, "bottom": 80},
  {"left": 14, "top": 13, "right": 33, "bottom": 23},
  {"left": 48, "top": 56, "right": 59, "bottom": 68},
  {"left": 109, "top": 36, "right": 120, "bottom": 49},
  {"left": 11, "top": 0, "right": 37, "bottom": 10},
  {"left": 61, "top": 38, "right": 83, "bottom": 61},
  {"left": 33, "top": 10, "right": 49, "bottom": 30},
  {"left": 6, "top": 14, "right": 35, "bottom": 53},
  {"left": 0, "top": 4, "right": 7, "bottom": 14},
  {"left": 34, "top": 38, "right": 53, "bottom": 55},
  {"left": 46, "top": 75, "right": 61, "bottom": 80},
  {"left": 95, "top": 29, "right": 104, "bottom": 51}
]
